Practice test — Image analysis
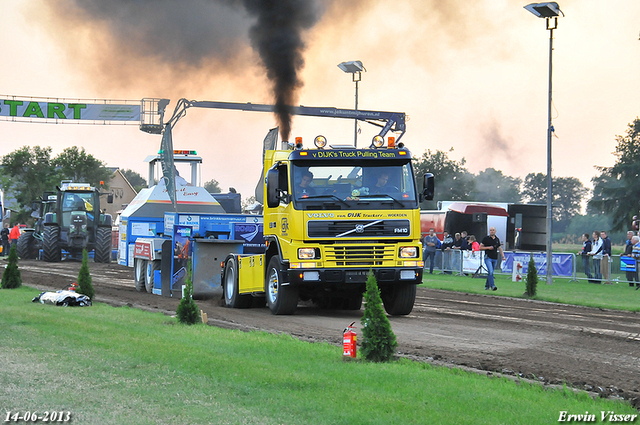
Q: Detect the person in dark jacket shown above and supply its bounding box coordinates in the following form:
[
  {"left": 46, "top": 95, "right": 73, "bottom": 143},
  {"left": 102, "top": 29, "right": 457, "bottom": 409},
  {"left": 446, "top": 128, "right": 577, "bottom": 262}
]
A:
[
  {"left": 441, "top": 231, "right": 454, "bottom": 274},
  {"left": 579, "top": 233, "right": 592, "bottom": 280},
  {"left": 601, "top": 230, "right": 612, "bottom": 284},
  {"left": 1, "top": 223, "right": 9, "bottom": 257},
  {"left": 622, "top": 231, "right": 638, "bottom": 286}
]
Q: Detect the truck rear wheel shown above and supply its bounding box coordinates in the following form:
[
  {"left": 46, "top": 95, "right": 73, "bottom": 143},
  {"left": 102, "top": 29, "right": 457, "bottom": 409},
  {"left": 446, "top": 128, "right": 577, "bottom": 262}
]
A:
[
  {"left": 145, "top": 260, "right": 161, "bottom": 293},
  {"left": 17, "top": 231, "right": 38, "bottom": 259},
  {"left": 265, "top": 255, "right": 298, "bottom": 315},
  {"left": 134, "top": 259, "right": 146, "bottom": 292},
  {"left": 94, "top": 227, "right": 112, "bottom": 263},
  {"left": 223, "top": 257, "right": 252, "bottom": 308},
  {"left": 42, "top": 225, "right": 61, "bottom": 262},
  {"left": 381, "top": 283, "right": 416, "bottom": 316}
]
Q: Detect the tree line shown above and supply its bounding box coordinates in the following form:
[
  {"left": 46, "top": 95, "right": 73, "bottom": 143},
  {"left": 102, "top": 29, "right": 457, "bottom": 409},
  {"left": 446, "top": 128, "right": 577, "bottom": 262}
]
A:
[
  {"left": 0, "top": 145, "right": 224, "bottom": 224},
  {"left": 412, "top": 117, "right": 640, "bottom": 243}
]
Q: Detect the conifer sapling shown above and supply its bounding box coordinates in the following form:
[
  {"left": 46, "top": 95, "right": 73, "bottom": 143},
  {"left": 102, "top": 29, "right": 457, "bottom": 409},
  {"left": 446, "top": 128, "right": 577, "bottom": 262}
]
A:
[
  {"left": 525, "top": 253, "right": 538, "bottom": 297},
  {"left": 177, "top": 260, "right": 200, "bottom": 325},
  {"left": 360, "top": 271, "right": 397, "bottom": 362},
  {"left": 76, "top": 249, "right": 95, "bottom": 300},
  {"left": 1, "top": 245, "right": 22, "bottom": 289}
]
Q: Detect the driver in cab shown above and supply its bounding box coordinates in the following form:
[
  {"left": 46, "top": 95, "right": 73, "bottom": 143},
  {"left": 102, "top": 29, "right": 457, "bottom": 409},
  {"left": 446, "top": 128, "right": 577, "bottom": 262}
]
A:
[
  {"left": 370, "top": 171, "right": 390, "bottom": 194},
  {"left": 297, "top": 170, "right": 316, "bottom": 198}
]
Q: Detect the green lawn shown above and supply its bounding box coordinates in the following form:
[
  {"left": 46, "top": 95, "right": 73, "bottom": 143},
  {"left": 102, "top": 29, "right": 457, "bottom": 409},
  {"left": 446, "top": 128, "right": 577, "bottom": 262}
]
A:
[
  {"left": 1, "top": 286, "right": 636, "bottom": 424},
  {"left": 420, "top": 272, "right": 640, "bottom": 312}
]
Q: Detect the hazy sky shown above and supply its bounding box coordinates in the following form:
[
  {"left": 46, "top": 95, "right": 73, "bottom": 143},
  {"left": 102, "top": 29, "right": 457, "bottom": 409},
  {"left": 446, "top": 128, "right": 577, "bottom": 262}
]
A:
[{"left": 1, "top": 0, "right": 638, "bottom": 201}]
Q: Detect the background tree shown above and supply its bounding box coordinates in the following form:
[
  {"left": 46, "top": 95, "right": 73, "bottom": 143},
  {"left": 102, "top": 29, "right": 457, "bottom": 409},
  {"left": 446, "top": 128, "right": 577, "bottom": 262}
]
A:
[
  {"left": 589, "top": 118, "right": 640, "bottom": 231},
  {"left": 121, "top": 169, "right": 147, "bottom": 192},
  {"left": 1, "top": 146, "right": 59, "bottom": 223},
  {"left": 413, "top": 148, "right": 474, "bottom": 210},
  {"left": 203, "top": 179, "right": 222, "bottom": 194},
  {"left": 522, "top": 172, "right": 587, "bottom": 232},
  {"left": 1, "top": 146, "right": 112, "bottom": 222},
  {"left": 469, "top": 168, "right": 522, "bottom": 203},
  {"left": 521, "top": 173, "right": 547, "bottom": 204},
  {"left": 558, "top": 213, "right": 626, "bottom": 244},
  {"left": 52, "top": 146, "right": 112, "bottom": 187}
]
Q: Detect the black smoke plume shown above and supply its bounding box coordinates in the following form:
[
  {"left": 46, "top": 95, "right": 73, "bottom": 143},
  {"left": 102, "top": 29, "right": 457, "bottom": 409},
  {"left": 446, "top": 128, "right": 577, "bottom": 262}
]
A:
[{"left": 243, "top": 0, "right": 320, "bottom": 141}]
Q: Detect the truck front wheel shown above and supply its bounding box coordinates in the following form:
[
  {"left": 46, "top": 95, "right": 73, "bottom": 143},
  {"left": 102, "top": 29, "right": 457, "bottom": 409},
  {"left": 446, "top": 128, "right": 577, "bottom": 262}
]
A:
[
  {"left": 381, "top": 283, "right": 416, "bottom": 316},
  {"left": 265, "top": 255, "right": 298, "bottom": 315},
  {"left": 223, "top": 257, "right": 252, "bottom": 308}
]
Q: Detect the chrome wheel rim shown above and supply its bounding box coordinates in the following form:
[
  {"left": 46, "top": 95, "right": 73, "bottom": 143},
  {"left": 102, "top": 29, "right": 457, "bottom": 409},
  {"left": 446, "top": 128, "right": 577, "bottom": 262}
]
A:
[
  {"left": 267, "top": 269, "right": 279, "bottom": 304},
  {"left": 225, "top": 266, "right": 235, "bottom": 301}
]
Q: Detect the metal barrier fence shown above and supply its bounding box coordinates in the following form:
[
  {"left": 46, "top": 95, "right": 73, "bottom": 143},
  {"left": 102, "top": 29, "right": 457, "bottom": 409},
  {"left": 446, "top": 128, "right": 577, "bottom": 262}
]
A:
[{"left": 423, "top": 249, "right": 640, "bottom": 285}]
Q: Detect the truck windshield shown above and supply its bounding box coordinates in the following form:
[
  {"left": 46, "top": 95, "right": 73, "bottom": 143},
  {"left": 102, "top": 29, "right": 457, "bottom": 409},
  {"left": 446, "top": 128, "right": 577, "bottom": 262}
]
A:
[{"left": 291, "top": 161, "right": 418, "bottom": 210}]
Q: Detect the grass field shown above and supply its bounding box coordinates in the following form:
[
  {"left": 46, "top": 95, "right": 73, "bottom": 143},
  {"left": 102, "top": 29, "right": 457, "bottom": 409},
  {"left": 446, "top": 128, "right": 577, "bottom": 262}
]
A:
[
  {"left": 420, "top": 271, "right": 640, "bottom": 312},
  {"left": 1, "top": 286, "right": 637, "bottom": 424}
]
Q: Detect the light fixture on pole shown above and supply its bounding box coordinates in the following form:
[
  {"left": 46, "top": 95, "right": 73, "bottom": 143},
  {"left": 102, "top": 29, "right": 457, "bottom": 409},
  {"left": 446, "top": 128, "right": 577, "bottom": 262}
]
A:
[
  {"left": 338, "top": 60, "right": 365, "bottom": 147},
  {"left": 524, "top": 2, "right": 563, "bottom": 285}
]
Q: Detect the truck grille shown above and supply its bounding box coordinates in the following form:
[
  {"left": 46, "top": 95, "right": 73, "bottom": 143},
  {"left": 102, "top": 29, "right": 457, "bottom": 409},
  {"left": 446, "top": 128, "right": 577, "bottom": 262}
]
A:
[
  {"left": 307, "top": 219, "right": 410, "bottom": 238},
  {"left": 325, "top": 245, "right": 395, "bottom": 266}
]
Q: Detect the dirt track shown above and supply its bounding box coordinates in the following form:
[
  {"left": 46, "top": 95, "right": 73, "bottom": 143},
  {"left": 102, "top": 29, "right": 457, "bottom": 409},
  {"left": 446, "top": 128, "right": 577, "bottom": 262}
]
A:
[{"left": 12, "top": 259, "right": 640, "bottom": 407}]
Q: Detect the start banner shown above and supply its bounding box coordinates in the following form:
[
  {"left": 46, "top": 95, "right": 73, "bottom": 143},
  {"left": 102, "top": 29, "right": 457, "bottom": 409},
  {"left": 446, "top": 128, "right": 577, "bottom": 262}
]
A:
[{"left": 0, "top": 95, "right": 141, "bottom": 122}]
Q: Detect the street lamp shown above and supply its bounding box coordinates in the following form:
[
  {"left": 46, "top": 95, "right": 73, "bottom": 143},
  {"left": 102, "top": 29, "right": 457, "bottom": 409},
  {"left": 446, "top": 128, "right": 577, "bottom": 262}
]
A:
[
  {"left": 338, "top": 60, "right": 365, "bottom": 147},
  {"left": 524, "top": 2, "right": 564, "bottom": 285}
]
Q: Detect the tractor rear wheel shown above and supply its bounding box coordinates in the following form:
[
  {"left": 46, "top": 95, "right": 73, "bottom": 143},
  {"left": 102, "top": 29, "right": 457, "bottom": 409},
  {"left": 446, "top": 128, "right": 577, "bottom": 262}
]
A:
[
  {"left": 94, "top": 227, "right": 112, "bottom": 263},
  {"left": 42, "top": 225, "right": 61, "bottom": 262},
  {"left": 17, "top": 231, "right": 38, "bottom": 259}
]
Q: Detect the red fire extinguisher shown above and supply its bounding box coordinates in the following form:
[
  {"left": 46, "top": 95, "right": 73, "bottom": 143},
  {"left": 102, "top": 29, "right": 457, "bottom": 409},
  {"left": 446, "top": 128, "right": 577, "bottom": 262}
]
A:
[{"left": 343, "top": 321, "right": 357, "bottom": 359}]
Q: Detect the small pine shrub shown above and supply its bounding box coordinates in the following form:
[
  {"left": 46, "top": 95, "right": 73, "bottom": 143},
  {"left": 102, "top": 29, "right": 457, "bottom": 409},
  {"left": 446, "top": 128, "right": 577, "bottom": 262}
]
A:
[
  {"left": 76, "top": 249, "right": 95, "bottom": 300},
  {"left": 1, "top": 245, "right": 22, "bottom": 289},
  {"left": 177, "top": 260, "right": 199, "bottom": 325},
  {"left": 525, "top": 253, "right": 538, "bottom": 297},
  {"left": 360, "top": 271, "right": 397, "bottom": 362}
]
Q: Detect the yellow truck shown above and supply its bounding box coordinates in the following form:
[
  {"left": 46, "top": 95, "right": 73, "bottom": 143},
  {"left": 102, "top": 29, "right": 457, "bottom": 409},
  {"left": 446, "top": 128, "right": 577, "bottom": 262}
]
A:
[
  {"left": 222, "top": 135, "right": 434, "bottom": 315},
  {"left": 141, "top": 98, "right": 434, "bottom": 315}
]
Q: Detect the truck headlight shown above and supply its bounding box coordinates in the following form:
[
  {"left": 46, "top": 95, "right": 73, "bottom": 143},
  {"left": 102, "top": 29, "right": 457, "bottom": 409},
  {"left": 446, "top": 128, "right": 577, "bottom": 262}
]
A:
[
  {"left": 399, "top": 246, "right": 418, "bottom": 258},
  {"left": 298, "top": 247, "right": 317, "bottom": 259}
]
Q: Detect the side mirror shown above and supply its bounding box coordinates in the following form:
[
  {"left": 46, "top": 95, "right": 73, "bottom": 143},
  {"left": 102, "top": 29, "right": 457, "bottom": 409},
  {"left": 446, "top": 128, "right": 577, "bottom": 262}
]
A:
[
  {"left": 422, "top": 173, "right": 434, "bottom": 201},
  {"left": 107, "top": 194, "right": 114, "bottom": 204},
  {"left": 266, "top": 168, "right": 280, "bottom": 208}
]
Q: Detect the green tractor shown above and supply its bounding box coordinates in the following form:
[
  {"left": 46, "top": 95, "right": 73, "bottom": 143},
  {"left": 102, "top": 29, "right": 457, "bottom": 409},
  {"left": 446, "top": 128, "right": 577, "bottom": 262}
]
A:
[
  {"left": 17, "top": 191, "right": 58, "bottom": 259},
  {"left": 38, "top": 182, "right": 113, "bottom": 262}
]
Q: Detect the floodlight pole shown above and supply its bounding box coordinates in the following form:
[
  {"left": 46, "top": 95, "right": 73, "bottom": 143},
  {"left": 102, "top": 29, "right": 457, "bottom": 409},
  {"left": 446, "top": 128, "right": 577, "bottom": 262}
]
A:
[
  {"left": 353, "top": 71, "right": 361, "bottom": 147},
  {"left": 544, "top": 16, "right": 556, "bottom": 285},
  {"left": 526, "top": 2, "right": 562, "bottom": 285}
]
